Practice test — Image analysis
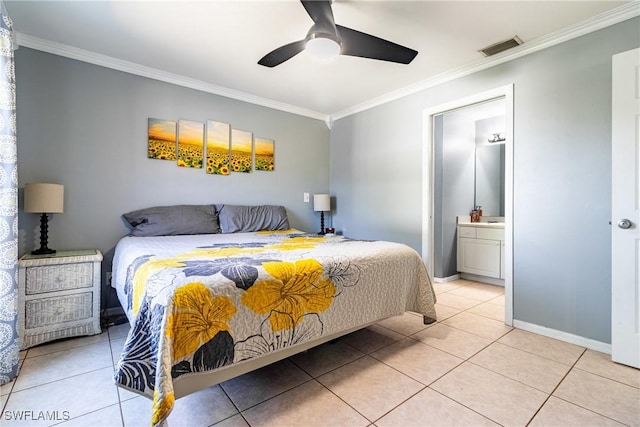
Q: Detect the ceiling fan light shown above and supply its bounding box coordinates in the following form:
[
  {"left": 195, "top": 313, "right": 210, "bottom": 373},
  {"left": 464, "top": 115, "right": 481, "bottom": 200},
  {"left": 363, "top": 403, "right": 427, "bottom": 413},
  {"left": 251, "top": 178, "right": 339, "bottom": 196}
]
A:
[{"left": 305, "top": 36, "right": 340, "bottom": 60}]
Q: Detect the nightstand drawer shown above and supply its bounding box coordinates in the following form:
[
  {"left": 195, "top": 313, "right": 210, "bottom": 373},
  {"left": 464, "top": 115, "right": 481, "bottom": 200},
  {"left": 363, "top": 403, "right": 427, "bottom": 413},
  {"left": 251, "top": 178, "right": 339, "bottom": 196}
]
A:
[
  {"left": 25, "top": 263, "right": 94, "bottom": 294},
  {"left": 25, "top": 292, "right": 93, "bottom": 328}
]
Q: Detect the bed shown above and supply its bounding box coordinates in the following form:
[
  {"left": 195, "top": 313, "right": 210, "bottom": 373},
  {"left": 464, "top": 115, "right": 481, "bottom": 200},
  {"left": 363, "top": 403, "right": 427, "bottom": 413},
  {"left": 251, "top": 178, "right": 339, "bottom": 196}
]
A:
[{"left": 111, "top": 204, "right": 437, "bottom": 426}]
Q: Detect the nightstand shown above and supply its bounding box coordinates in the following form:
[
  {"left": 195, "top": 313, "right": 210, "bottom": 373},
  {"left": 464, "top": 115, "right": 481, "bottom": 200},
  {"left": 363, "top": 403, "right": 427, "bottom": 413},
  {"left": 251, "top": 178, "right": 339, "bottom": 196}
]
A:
[{"left": 18, "top": 250, "right": 103, "bottom": 350}]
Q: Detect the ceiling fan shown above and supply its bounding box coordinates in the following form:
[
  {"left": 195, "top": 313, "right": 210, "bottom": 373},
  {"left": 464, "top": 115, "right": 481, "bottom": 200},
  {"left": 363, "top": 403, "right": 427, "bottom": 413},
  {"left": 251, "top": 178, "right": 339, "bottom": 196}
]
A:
[{"left": 258, "top": 0, "right": 418, "bottom": 67}]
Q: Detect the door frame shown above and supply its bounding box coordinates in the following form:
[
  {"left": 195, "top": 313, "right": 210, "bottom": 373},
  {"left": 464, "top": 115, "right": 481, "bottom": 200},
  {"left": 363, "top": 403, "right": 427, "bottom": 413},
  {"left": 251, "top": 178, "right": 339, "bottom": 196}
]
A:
[{"left": 422, "top": 84, "right": 514, "bottom": 325}]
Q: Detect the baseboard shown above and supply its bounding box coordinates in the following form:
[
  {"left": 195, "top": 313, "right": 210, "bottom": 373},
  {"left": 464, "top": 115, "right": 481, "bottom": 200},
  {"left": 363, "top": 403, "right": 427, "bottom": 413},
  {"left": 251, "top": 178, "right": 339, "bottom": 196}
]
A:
[
  {"left": 433, "top": 274, "right": 461, "bottom": 283},
  {"left": 513, "top": 319, "right": 611, "bottom": 354},
  {"left": 460, "top": 273, "right": 505, "bottom": 287}
]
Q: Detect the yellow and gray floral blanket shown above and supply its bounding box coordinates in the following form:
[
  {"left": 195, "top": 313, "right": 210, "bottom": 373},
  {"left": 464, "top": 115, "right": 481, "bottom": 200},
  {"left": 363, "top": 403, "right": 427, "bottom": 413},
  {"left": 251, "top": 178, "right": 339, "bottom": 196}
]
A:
[{"left": 111, "top": 230, "right": 436, "bottom": 425}]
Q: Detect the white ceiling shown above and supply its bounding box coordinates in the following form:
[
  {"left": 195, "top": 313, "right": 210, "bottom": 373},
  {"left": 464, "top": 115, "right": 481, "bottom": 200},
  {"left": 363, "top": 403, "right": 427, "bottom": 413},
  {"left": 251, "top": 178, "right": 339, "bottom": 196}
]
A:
[{"left": 5, "top": 0, "right": 637, "bottom": 121}]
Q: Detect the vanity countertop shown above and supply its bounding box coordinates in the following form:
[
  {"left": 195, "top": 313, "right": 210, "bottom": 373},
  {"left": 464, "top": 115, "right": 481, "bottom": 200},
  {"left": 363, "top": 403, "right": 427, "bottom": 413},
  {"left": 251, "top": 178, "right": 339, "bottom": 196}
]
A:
[
  {"left": 457, "top": 215, "right": 505, "bottom": 229},
  {"left": 457, "top": 221, "right": 504, "bottom": 229}
]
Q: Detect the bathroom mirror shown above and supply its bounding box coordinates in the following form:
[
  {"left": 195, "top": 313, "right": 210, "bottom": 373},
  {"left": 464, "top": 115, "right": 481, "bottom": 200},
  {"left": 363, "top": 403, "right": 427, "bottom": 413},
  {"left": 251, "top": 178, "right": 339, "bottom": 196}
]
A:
[{"left": 474, "top": 143, "right": 505, "bottom": 216}]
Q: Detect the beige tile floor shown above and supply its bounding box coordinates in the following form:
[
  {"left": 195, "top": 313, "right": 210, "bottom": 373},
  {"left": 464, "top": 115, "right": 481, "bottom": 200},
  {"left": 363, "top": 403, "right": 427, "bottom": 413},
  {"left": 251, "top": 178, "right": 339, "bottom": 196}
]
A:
[{"left": 2, "top": 279, "right": 639, "bottom": 427}]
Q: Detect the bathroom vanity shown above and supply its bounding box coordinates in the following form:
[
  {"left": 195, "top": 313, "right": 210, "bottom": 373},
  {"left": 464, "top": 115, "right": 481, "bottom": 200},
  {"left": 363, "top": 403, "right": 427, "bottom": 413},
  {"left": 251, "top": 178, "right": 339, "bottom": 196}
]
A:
[{"left": 457, "top": 216, "right": 505, "bottom": 285}]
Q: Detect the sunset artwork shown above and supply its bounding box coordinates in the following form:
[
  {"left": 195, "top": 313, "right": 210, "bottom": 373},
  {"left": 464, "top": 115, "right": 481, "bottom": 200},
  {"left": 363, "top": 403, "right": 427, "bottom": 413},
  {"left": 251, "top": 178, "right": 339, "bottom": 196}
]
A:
[
  {"left": 206, "top": 121, "right": 231, "bottom": 175},
  {"left": 254, "top": 137, "right": 275, "bottom": 171},
  {"left": 177, "top": 120, "right": 204, "bottom": 168},
  {"left": 147, "top": 118, "right": 176, "bottom": 160},
  {"left": 231, "top": 129, "right": 253, "bottom": 173}
]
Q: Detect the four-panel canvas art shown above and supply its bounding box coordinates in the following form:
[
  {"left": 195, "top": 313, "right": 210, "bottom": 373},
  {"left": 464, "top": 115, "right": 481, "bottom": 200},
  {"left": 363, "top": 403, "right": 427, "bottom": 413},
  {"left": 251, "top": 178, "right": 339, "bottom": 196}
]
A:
[{"left": 147, "top": 118, "right": 275, "bottom": 174}]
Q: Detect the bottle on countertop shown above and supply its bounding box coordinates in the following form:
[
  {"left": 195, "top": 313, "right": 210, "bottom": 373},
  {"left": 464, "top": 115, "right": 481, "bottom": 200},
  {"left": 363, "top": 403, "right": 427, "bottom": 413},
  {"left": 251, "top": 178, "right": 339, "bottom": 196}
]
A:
[
  {"left": 476, "top": 206, "right": 483, "bottom": 218},
  {"left": 470, "top": 208, "right": 480, "bottom": 223}
]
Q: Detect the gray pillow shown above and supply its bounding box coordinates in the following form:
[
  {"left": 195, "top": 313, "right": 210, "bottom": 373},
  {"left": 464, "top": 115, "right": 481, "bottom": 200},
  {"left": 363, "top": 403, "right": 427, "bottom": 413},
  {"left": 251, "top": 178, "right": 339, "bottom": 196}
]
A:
[
  {"left": 216, "top": 204, "right": 290, "bottom": 233},
  {"left": 123, "top": 204, "right": 220, "bottom": 237}
]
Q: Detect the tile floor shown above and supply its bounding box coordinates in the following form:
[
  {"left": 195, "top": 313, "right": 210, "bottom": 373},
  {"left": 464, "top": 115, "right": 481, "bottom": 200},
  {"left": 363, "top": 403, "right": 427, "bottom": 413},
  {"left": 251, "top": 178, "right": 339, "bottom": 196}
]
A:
[{"left": 2, "top": 279, "right": 639, "bottom": 426}]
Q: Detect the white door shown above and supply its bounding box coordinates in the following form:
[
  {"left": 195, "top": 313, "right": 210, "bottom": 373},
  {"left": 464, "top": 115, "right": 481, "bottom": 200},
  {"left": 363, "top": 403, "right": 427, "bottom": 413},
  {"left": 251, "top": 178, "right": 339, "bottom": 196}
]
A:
[{"left": 611, "top": 47, "right": 640, "bottom": 369}]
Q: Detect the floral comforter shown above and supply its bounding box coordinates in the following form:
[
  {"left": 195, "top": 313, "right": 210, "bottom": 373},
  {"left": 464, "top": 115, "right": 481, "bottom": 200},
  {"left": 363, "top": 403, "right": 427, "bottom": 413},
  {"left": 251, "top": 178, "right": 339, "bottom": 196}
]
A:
[{"left": 111, "top": 230, "right": 436, "bottom": 426}]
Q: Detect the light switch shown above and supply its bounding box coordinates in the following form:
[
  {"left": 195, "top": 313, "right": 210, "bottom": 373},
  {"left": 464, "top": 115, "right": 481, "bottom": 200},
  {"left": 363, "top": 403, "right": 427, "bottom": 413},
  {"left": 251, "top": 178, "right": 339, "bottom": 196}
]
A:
[{"left": 304, "top": 192, "right": 310, "bottom": 203}]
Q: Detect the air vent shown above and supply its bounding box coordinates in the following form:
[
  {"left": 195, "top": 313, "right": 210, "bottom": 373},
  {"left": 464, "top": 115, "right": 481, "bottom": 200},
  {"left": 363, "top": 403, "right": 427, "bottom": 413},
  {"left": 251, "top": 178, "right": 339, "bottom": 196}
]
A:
[{"left": 479, "top": 36, "right": 523, "bottom": 57}]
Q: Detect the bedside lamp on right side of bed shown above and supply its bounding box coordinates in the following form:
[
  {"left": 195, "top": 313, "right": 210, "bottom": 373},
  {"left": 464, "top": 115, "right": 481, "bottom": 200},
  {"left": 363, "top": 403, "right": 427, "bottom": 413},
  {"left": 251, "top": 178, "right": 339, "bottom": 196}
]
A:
[
  {"left": 24, "top": 182, "right": 64, "bottom": 255},
  {"left": 313, "top": 193, "right": 331, "bottom": 235}
]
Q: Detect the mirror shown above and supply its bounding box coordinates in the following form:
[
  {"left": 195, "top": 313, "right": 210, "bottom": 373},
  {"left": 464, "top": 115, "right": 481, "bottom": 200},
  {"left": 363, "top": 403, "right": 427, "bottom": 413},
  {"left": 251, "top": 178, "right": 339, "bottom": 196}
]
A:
[
  {"left": 475, "top": 144, "right": 505, "bottom": 216},
  {"left": 474, "top": 114, "right": 506, "bottom": 216}
]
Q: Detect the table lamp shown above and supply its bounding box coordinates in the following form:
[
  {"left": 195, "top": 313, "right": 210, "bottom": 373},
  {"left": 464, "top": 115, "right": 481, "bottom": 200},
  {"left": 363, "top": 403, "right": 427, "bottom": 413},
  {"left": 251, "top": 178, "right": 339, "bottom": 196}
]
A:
[
  {"left": 313, "top": 194, "right": 330, "bottom": 235},
  {"left": 24, "top": 183, "right": 64, "bottom": 255}
]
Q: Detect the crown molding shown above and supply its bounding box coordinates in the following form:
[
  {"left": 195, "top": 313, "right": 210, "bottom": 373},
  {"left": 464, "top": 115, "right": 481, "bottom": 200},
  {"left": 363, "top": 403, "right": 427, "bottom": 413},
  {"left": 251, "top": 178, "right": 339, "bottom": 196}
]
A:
[
  {"left": 330, "top": 1, "right": 640, "bottom": 121},
  {"left": 15, "top": 32, "right": 329, "bottom": 123},
  {"left": 14, "top": 1, "right": 639, "bottom": 126}
]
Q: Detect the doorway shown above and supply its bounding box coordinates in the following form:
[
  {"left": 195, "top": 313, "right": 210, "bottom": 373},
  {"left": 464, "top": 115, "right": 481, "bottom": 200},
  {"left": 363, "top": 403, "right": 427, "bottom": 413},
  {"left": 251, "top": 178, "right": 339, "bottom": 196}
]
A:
[{"left": 422, "top": 85, "right": 514, "bottom": 325}]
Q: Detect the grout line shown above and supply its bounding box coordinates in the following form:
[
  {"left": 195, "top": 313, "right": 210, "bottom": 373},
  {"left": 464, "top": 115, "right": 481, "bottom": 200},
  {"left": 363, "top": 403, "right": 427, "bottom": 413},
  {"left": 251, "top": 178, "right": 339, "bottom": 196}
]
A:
[{"left": 523, "top": 347, "right": 588, "bottom": 425}]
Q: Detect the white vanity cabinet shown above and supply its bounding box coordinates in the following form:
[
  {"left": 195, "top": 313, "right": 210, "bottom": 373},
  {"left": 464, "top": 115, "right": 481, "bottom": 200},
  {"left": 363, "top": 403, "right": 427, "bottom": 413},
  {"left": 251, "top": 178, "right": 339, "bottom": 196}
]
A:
[{"left": 457, "top": 224, "right": 505, "bottom": 280}]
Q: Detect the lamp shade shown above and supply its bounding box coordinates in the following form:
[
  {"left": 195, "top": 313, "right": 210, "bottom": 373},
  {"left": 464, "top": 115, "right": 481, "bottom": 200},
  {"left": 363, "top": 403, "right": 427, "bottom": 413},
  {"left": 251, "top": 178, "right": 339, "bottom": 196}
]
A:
[
  {"left": 24, "top": 183, "right": 64, "bottom": 214},
  {"left": 313, "top": 194, "right": 330, "bottom": 212}
]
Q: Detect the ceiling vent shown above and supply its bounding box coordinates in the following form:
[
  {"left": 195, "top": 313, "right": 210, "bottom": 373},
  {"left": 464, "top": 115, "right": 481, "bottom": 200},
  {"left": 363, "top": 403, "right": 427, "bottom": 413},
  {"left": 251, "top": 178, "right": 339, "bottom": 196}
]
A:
[{"left": 479, "top": 36, "right": 523, "bottom": 57}]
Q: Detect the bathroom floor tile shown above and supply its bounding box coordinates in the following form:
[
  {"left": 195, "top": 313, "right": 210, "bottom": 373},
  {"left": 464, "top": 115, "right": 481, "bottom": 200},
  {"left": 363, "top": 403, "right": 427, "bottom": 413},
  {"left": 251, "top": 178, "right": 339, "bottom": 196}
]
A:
[
  {"left": 431, "top": 362, "right": 548, "bottom": 426},
  {"left": 486, "top": 294, "right": 505, "bottom": 307},
  {"left": 432, "top": 281, "right": 467, "bottom": 294},
  {"left": 469, "top": 342, "right": 571, "bottom": 393},
  {"left": 413, "top": 323, "right": 492, "bottom": 359},
  {"left": 317, "top": 355, "right": 424, "bottom": 421},
  {"left": 434, "top": 293, "right": 482, "bottom": 310},
  {"left": 242, "top": 379, "right": 369, "bottom": 427},
  {"left": 448, "top": 283, "right": 504, "bottom": 301},
  {"left": 529, "top": 396, "right": 625, "bottom": 426},
  {"left": 467, "top": 301, "right": 504, "bottom": 321},
  {"left": 441, "top": 311, "right": 512, "bottom": 340},
  {"left": 376, "top": 387, "right": 499, "bottom": 426},
  {"left": 371, "top": 337, "right": 463, "bottom": 385},
  {"left": 553, "top": 368, "right": 640, "bottom": 425},
  {"left": 497, "top": 329, "right": 585, "bottom": 366}
]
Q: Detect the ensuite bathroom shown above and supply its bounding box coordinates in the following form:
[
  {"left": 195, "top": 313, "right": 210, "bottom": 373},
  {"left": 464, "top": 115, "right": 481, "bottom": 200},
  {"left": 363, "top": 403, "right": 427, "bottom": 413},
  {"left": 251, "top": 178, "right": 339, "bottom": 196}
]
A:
[{"left": 432, "top": 97, "right": 506, "bottom": 287}]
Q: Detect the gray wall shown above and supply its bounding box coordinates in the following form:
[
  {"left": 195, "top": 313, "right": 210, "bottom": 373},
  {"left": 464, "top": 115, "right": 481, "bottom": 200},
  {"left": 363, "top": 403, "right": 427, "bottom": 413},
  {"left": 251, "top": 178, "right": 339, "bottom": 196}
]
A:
[
  {"left": 16, "top": 48, "right": 330, "bottom": 308},
  {"left": 330, "top": 17, "right": 640, "bottom": 344}
]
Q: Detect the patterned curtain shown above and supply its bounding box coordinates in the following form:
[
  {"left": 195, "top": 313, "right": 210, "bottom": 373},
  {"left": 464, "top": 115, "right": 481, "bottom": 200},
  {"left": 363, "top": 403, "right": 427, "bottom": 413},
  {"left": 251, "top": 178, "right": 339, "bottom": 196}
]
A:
[{"left": 0, "top": 1, "right": 18, "bottom": 385}]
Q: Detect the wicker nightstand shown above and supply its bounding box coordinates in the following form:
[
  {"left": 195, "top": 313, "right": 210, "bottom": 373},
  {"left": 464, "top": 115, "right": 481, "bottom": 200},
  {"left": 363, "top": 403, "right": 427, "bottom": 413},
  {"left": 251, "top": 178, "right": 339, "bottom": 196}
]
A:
[{"left": 18, "top": 249, "right": 103, "bottom": 350}]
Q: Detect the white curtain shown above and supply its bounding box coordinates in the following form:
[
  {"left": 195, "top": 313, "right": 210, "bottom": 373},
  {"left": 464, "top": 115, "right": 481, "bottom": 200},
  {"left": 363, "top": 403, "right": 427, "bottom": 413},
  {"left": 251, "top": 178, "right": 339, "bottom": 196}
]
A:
[{"left": 0, "top": 0, "right": 19, "bottom": 385}]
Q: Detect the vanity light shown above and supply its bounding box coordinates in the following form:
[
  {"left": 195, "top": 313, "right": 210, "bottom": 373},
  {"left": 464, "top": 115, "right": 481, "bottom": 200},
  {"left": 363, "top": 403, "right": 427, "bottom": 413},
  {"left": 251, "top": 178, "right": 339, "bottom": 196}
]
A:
[{"left": 488, "top": 133, "right": 506, "bottom": 143}]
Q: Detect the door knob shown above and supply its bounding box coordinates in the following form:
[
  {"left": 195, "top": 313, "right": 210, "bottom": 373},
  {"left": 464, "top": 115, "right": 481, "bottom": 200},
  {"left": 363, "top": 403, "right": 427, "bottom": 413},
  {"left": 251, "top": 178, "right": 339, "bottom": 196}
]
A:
[{"left": 618, "top": 218, "right": 632, "bottom": 229}]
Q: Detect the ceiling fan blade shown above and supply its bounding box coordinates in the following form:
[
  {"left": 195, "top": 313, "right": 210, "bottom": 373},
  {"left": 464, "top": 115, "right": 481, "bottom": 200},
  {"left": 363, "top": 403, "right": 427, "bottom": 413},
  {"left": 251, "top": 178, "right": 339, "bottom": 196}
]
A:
[
  {"left": 336, "top": 25, "right": 418, "bottom": 64},
  {"left": 258, "top": 40, "right": 306, "bottom": 67},
  {"left": 301, "top": 0, "right": 337, "bottom": 34}
]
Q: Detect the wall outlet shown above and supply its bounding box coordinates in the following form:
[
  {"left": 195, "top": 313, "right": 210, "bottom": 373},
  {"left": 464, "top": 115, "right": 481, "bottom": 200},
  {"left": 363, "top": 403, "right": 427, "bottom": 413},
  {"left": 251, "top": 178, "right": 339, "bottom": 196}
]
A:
[{"left": 304, "top": 192, "right": 310, "bottom": 203}]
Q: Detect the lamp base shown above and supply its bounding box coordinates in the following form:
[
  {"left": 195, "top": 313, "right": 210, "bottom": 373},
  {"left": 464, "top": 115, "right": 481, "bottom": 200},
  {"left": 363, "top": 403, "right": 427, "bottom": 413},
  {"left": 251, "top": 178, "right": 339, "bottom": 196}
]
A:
[
  {"left": 32, "top": 213, "right": 56, "bottom": 256},
  {"left": 31, "top": 248, "right": 56, "bottom": 256}
]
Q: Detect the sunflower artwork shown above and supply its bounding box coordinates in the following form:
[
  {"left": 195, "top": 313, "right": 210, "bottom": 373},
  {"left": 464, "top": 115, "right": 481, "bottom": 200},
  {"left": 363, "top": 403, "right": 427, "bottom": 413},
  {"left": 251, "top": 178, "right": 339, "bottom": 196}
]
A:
[
  {"left": 147, "top": 118, "right": 177, "bottom": 160},
  {"left": 254, "top": 137, "right": 275, "bottom": 171},
  {"left": 206, "top": 121, "right": 231, "bottom": 175},
  {"left": 177, "top": 120, "right": 204, "bottom": 168},
  {"left": 231, "top": 129, "right": 253, "bottom": 173}
]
